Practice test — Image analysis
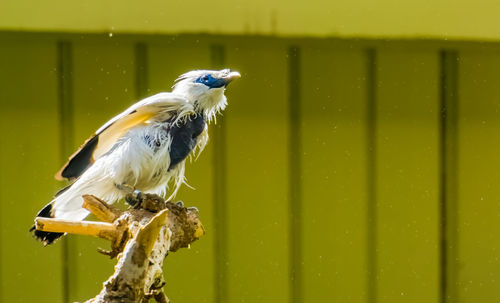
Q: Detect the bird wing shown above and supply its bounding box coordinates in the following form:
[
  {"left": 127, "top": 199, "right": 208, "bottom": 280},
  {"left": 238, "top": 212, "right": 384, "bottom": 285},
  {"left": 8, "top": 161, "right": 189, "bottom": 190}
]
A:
[{"left": 55, "top": 93, "right": 193, "bottom": 181}]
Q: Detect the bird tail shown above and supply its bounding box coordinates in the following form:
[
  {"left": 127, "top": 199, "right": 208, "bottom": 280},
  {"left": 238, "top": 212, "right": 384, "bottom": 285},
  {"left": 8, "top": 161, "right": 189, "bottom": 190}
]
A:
[
  {"left": 31, "top": 184, "right": 91, "bottom": 245},
  {"left": 30, "top": 201, "right": 65, "bottom": 245}
]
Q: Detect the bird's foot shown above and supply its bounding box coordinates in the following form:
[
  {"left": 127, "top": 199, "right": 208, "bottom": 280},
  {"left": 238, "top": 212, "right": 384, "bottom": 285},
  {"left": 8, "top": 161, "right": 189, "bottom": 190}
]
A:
[
  {"left": 116, "top": 183, "right": 144, "bottom": 207},
  {"left": 125, "top": 191, "right": 166, "bottom": 212},
  {"left": 125, "top": 189, "right": 144, "bottom": 208}
]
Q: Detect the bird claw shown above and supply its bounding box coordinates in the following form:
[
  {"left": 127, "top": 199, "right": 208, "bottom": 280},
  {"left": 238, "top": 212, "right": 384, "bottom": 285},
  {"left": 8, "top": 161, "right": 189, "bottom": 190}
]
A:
[
  {"left": 117, "top": 183, "right": 144, "bottom": 207},
  {"left": 133, "top": 189, "right": 144, "bottom": 201},
  {"left": 125, "top": 189, "right": 144, "bottom": 207}
]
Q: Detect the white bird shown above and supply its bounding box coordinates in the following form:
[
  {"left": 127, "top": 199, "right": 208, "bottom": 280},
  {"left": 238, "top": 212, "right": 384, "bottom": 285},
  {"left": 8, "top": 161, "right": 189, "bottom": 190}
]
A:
[{"left": 32, "top": 69, "right": 241, "bottom": 244}]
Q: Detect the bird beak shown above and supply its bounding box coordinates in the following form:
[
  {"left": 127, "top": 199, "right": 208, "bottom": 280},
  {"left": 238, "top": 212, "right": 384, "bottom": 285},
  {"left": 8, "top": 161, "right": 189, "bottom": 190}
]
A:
[{"left": 223, "top": 71, "right": 241, "bottom": 86}]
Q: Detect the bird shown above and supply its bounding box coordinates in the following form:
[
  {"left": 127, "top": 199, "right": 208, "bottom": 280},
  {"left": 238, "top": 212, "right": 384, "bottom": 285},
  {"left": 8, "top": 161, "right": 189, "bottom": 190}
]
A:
[{"left": 31, "top": 68, "right": 240, "bottom": 245}]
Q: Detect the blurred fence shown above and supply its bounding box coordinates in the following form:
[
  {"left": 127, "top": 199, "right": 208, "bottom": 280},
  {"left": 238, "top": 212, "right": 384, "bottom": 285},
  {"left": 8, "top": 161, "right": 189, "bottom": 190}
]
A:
[{"left": 1, "top": 32, "right": 500, "bottom": 303}]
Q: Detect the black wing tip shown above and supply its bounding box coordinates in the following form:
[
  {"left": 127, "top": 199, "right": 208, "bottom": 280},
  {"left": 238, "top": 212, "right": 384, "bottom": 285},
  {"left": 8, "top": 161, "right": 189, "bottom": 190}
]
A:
[
  {"left": 31, "top": 203, "right": 65, "bottom": 245},
  {"left": 60, "top": 135, "right": 99, "bottom": 180}
]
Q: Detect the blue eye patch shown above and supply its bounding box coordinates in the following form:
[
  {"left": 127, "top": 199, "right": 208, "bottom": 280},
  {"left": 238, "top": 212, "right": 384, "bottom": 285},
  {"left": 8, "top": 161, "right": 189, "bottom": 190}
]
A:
[{"left": 195, "top": 74, "right": 226, "bottom": 88}]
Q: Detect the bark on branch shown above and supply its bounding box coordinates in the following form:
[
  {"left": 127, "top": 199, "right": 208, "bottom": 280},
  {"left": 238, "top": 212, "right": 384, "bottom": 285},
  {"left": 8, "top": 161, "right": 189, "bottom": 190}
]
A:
[{"left": 34, "top": 194, "right": 204, "bottom": 303}]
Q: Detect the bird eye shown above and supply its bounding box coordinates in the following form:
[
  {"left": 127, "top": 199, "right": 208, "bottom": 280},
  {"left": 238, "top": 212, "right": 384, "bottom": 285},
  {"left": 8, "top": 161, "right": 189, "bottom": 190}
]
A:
[{"left": 195, "top": 74, "right": 224, "bottom": 88}]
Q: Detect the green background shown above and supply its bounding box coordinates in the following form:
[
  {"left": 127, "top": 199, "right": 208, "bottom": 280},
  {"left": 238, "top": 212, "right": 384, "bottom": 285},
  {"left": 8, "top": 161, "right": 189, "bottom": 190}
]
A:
[
  {"left": 1, "top": 5, "right": 500, "bottom": 303},
  {"left": 1, "top": 0, "right": 500, "bottom": 40}
]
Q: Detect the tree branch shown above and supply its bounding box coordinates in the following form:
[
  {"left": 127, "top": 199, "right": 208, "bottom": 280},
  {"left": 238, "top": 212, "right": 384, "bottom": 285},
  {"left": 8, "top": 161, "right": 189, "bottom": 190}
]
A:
[
  {"left": 35, "top": 218, "right": 118, "bottom": 240},
  {"left": 82, "top": 194, "right": 121, "bottom": 222},
  {"left": 34, "top": 193, "right": 204, "bottom": 302}
]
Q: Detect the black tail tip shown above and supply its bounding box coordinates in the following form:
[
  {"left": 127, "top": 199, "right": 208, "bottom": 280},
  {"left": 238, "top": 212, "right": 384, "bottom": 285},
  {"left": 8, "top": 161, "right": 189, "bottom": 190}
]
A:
[
  {"left": 30, "top": 202, "right": 64, "bottom": 245},
  {"left": 30, "top": 227, "right": 64, "bottom": 245}
]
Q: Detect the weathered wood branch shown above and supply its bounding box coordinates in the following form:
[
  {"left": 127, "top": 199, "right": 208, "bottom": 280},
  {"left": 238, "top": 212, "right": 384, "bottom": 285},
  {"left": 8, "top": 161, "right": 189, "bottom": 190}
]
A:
[
  {"left": 82, "top": 194, "right": 121, "bottom": 222},
  {"left": 35, "top": 217, "right": 118, "bottom": 240},
  {"left": 34, "top": 193, "right": 204, "bottom": 303}
]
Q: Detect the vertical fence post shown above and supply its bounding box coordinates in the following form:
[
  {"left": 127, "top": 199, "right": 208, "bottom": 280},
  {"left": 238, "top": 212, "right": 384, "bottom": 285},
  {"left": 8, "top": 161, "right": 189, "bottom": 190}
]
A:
[
  {"left": 440, "top": 50, "right": 459, "bottom": 303},
  {"left": 211, "top": 44, "right": 228, "bottom": 303},
  {"left": 135, "top": 43, "right": 149, "bottom": 99},
  {"left": 288, "top": 45, "right": 303, "bottom": 303},
  {"left": 365, "top": 48, "right": 378, "bottom": 303},
  {"left": 57, "top": 40, "right": 74, "bottom": 303}
]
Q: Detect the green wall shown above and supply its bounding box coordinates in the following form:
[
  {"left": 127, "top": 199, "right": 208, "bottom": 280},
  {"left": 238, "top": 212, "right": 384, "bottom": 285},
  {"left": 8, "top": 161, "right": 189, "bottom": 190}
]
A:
[
  {"left": 1, "top": 33, "right": 500, "bottom": 303},
  {"left": 1, "top": 0, "right": 500, "bottom": 40}
]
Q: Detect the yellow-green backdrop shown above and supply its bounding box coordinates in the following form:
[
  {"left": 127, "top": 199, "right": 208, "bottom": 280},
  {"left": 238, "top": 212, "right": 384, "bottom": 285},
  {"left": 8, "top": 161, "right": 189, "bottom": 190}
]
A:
[{"left": 1, "top": 31, "right": 500, "bottom": 303}]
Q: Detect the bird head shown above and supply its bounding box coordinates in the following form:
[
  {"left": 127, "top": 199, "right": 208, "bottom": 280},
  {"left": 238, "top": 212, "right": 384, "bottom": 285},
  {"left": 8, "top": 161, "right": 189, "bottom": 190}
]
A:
[{"left": 172, "top": 69, "right": 241, "bottom": 122}]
